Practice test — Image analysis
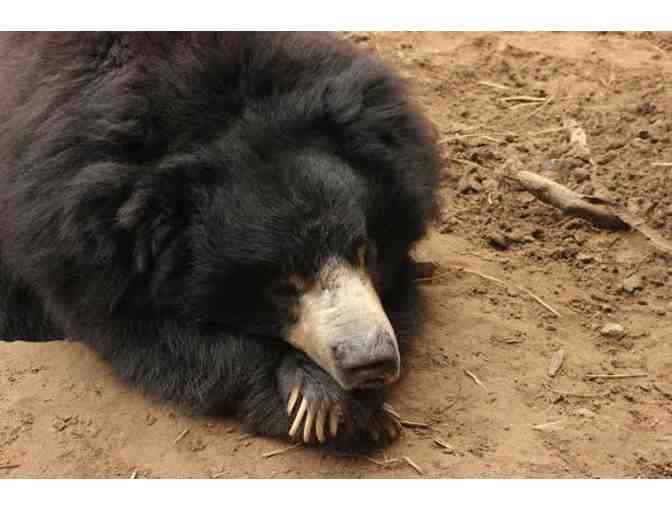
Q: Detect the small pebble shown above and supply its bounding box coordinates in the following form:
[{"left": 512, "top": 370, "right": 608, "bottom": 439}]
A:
[
  {"left": 574, "top": 408, "right": 597, "bottom": 418},
  {"left": 623, "top": 274, "right": 643, "bottom": 293},
  {"left": 600, "top": 323, "right": 626, "bottom": 339}
]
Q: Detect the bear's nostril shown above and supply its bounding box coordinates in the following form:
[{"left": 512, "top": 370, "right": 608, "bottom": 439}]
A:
[
  {"left": 334, "top": 330, "right": 400, "bottom": 389},
  {"left": 343, "top": 360, "right": 399, "bottom": 388}
]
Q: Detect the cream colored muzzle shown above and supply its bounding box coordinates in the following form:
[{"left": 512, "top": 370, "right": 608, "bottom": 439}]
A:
[{"left": 284, "top": 258, "right": 400, "bottom": 390}]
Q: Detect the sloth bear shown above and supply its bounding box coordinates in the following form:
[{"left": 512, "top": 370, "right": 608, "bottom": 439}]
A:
[{"left": 0, "top": 33, "right": 439, "bottom": 449}]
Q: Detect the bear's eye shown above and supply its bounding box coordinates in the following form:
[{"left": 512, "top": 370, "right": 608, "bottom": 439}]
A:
[{"left": 268, "top": 278, "right": 300, "bottom": 300}]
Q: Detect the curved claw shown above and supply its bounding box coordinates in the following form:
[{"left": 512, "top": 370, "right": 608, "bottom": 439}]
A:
[
  {"left": 287, "top": 386, "right": 301, "bottom": 415},
  {"left": 303, "top": 407, "right": 315, "bottom": 443},
  {"left": 289, "top": 397, "right": 308, "bottom": 437},
  {"left": 288, "top": 397, "right": 402, "bottom": 445},
  {"left": 315, "top": 406, "right": 327, "bottom": 444},
  {"left": 286, "top": 387, "right": 345, "bottom": 445}
]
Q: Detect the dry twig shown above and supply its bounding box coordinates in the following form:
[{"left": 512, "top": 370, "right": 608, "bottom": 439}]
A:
[
  {"left": 447, "top": 157, "right": 489, "bottom": 170},
  {"left": 415, "top": 265, "right": 562, "bottom": 317},
  {"left": 401, "top": 420, "right": 431, "bottom": 429},
  {"left": 464, "top": 369, "right": 490, "bottom": 394},
  {"left": 455, "top": 250, "right": 498, "bottom": 262},
  {"left": 516, "top": 285, "right": 561, "bottom": 317},
  {"left": 433, "top": 438, "right": 455, "bottom": 451},
  {"left": 478, "top": 80, "right": 512, "bottom": 91},
  {"left": 261, "top": 443, "right": 302, "bottom": 459},
  {"left": 173, "top": 428, "right": 190, "bottom": 445},
  {"left": 364, "top": 456, "right": 400, "bottom": 467},
  {"left": 444, "top": 133, "right": 505, "bottom": 144},
  {"left": 652, "top": 162, "right": 672, "bottom": 167},
  {"left": 524, "top": 95, "right": 554, "bottom": 120},
  {"left": 511, "top": 169, "right": 672, "bottom": 255},
  {"left": 509, "top": 102, "right": 543, "bottom": 110},
  {"left": 548, "top": 350, "right": 566, "bottom": 377},
  {"left": 460, "top": 268, "right": 508, "bottom": 287},
  {"left": 527, "top": 127, "right": 566, "bottom": 137},
  {"left": 533, "top": 418, "right": 567, "bottom": 431},
  {"left": 586, "top": 195, "right": 672, "bottom": 255},
  {"left": 500, "top": 95, "right": 548, "bottom": 103},
  {"left": 585, "top": 373, "right": 648, "bottom": 380},
  {"left": 503, "top": 119, "right": 672, "bottom": 255},
  {"left": 403, "top": 456, "right": 425, "bottom": 476},
  {"left": 544, "top": 383, "right": 608, "bottom": 399},
  {"left": 504, "top": 171, "right": 628, "bottom": 230},
  {"left": 463, "top": 268, "right": 559, "bottom": 316},
  {"left": 449, "top": 268, "right": 558, "bottom": 316}
]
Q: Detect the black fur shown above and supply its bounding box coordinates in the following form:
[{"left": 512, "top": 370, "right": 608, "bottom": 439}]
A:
[{"left": 0, "top": 33, "right": 439, "bottom": 450}]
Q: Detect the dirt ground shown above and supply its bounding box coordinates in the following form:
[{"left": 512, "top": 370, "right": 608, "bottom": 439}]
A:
[{"left": 2, "top": 32, "right": 672, "bottom": 479}]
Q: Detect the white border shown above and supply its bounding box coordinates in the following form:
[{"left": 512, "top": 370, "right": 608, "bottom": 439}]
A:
[
  {"left": 0, "top": 1, "right": 669, "bottom": 30},
  {"left": 0, "top": 480, "right": 668, "bottom": 509}
]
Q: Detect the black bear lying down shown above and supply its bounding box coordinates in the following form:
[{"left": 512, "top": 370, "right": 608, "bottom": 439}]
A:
[{"left": 0, "top": 33, "right": 439, "bottom": 450}]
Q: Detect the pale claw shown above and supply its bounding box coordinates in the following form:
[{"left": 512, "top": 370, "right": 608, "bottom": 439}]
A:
[
  {"left": 303, "top": 407, "right": 315, "bottom": 443},
  {"left": 315, "top": 406, "right": 327, "bottom": 444},
  {"left": 287, "top": 386, "right": 300, "bottom": 415},
  {"left": 286, "top": 388, "right": 344, "bottom": 444},
  {"left": 289, "top": 397, "right": 307, "bottom": 437}
]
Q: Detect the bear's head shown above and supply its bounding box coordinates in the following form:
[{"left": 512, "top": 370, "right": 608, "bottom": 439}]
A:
[{"left": 114, "top": 141, "right": 428, "bottom": 391}]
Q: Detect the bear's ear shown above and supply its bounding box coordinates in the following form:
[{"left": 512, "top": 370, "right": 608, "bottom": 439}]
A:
[{"left": 116, "top": 191, "right": 176, "bottom": 276}]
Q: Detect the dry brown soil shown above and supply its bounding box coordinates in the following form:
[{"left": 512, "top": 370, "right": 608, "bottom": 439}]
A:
[{"left": 2, "top": 32, "right": 672, "bottom": 479}]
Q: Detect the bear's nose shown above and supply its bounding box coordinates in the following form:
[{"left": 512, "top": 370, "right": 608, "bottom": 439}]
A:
[{"left": 333, "top": 329, "right": 400, "bottom": 389}]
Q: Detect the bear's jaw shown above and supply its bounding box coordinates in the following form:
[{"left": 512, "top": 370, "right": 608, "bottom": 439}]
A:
[{"left": 284, "top": 257, "right": 400, "bottom": 390}]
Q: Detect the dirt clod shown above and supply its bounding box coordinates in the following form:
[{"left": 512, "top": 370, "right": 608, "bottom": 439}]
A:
[
  {"left": 573, "top": 408, "right": 598, "bottom": 418},
  {"left": 488, "top": 231, "right": 510, "bottom": 250},
  {"left": 623, "top": 275, "right": 643, "bottom": 293},
  {"left": 599, "top": 323, "right": 626, "bottom": 339}
]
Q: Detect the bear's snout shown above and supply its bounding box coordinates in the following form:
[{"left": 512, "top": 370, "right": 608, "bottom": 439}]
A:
[
  {"left": 284, "top": 257, "right": 401, "bottom": 391},
  {"left": 332, "top": 329, "right": 400, "bottom": 389}
]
